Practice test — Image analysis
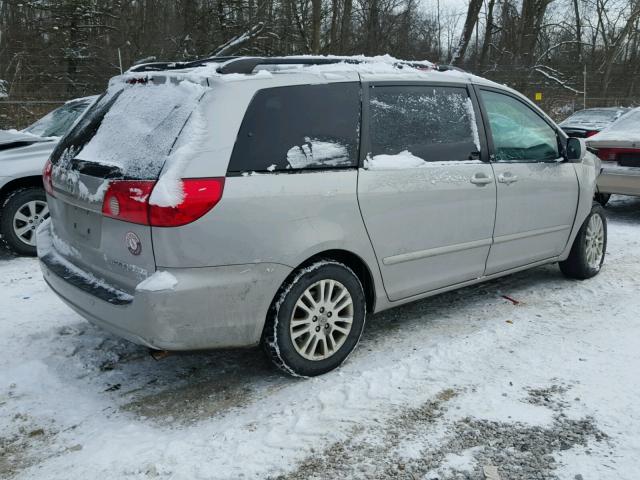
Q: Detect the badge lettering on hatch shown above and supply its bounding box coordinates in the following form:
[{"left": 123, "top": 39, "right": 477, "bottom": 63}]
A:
[{"left": 126, "top": 232, "right": 142, "bottom": 256}]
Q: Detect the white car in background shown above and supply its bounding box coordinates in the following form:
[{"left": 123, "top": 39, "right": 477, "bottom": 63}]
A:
[
  {"left": 0, "top": 96, "right": 97, "bottom": 255},
  {"left": 588, "top": 107, "right": 640, "bottom": 205}
]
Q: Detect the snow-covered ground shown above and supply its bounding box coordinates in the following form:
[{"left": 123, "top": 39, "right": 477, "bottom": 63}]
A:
[{"left": 2, "top": 196, "right": 640, "bottom": 480}]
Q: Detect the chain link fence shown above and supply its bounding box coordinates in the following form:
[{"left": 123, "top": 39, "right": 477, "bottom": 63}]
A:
[
  {"left": 0, "top": 101, "right": 67, "bottom": 130},
  {"left": 540, "top": 96, "right": 640, "bottom": 121},
  {"left": 2, "top": 95, "right": 640, "bottom": 131}
]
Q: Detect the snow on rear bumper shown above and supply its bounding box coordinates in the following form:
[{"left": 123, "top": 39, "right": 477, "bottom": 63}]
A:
[{"left": 38, "top": 224, "right": 291, "bottom": 350}]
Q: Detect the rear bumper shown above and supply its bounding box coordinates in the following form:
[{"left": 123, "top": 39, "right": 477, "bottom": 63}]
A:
[
  {"left": 598, "top": 166, "right": 640, "bottom": 196},
  {"left": 38, "top": 230, "right": 291, "bottom": 351}
]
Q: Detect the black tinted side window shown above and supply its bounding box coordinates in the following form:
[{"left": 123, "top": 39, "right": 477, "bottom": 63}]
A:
[
  {"left": 368, "top": 85, "right": 480, "bottom": 163},
  {"left": 228, "top": 83, "right": 360, "bottom": 173}
]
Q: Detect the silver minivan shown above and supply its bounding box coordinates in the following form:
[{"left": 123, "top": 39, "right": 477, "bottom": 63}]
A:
[{"left": 38, "top": 56, "right": 605, "bottom": 377}]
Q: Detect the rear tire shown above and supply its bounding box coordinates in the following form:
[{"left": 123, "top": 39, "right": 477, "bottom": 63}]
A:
[
  {"left": 0, "top": 187, "right": 49, "bottom": 256},
  {"left": 263, "top": 260, "right": 366, "bottom": 377},
  {"left": 559, "top": 203, "right": 607, "bottom": 280},
  {"left": 594, "top": 192, "right": 610, "bottom": 207}
]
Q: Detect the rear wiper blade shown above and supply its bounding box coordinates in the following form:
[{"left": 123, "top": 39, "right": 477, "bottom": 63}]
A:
[{"left": 71, "top": 159, "right": 124, "bottom": 178}]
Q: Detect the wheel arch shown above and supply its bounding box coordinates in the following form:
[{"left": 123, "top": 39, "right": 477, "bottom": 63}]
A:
[
  {"left": 296, "top": 249, "right": 377, "bottom": 313},
  {"left": 269, "top": 249, "right": 377, "bottom": 319},
  {"left": 0, "top": 176, "right": 44, "bottom": 208}
]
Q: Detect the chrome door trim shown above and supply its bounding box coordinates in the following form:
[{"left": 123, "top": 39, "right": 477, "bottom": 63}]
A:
[
  {"left": 493, "top": 224, "right": 571, "bottom": 244},
  {"left": 382, "top": 238, "right": 493, "bottom": 266},
  {"left": 379, "top": 256, "right": 560, "bottom": 310}
]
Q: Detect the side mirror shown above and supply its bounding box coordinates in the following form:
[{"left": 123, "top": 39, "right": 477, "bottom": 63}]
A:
[{"left": 566, "top": 137, "right": 583, "bottom": 162}]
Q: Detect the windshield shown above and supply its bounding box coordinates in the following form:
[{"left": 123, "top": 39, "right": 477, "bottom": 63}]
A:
[
  {"left": 51, "top": 80, "right": 206, "bottom": 180},
  {"left": 562, "top": 109, "right": 624, "bottom": 125},
  {"left": 24, "top": 100, "right": 93, "bottom": 137}
]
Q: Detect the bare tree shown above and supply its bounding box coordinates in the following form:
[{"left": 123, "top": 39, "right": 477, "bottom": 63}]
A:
[{"left": 451, "top": 0, "right": 484, "bottom": 65}]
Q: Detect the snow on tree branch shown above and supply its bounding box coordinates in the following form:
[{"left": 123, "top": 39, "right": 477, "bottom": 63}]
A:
[
  {"left": 533, "top": 67, "right": 583, "bottom": 95},
  {"left": 210, "top": 23, "right": 265, "bottom": 57}
]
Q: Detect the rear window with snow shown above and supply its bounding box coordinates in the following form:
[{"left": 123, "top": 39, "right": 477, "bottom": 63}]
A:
[
  {"left": 50, "top": 80, "right": 206, "bottom": 179},
  {"left": 563, "top": 108, "right": 625, "bottom": 125},
  {"left": 228, "top": 83, "right": 360, "bottom": 173},
  {"left": 606, "top": 109, "right": 640, "bottom": 135},
  {"left": 368, "top": 85, "right": 480, "bottom": 164}
]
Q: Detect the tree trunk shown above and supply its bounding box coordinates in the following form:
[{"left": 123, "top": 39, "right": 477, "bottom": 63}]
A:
[
  {"left": 518, "top": 0, "right": 554, "bottom": 68},
  {"left": 339, "top": 0, "right": 352, "bottom": 53},
  {"left": 311, "top": 0, "right": 321, "bottom": 53},
  {"left": 600, "top": 4, "right": 640, "bottom": 95},
  {"left": 479, "top": 0, "right": 496, "bottom": 70},
  {"left": 329, "top": 0, "right": 339, "bottom": 53},
  {"left": 450, "top": 0, "right": 483, "bottom": 66},
  {"left": 573, "top": 0, "right": 582, "bottom": 60},
  {"left": 366, "top": 0, "right": 379, "bottom": 55}
]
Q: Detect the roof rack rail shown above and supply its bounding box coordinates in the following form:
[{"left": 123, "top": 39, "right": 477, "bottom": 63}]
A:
[
  {"left": 129, "top": 56, "right": 241, "bottom": 73},
  {"left": 435, "top": 64, "right": 467, "bottom": 73},
  {"left": 216, "top": 56, "right": 433, "bottom": 74},
  {"left": 216, "top": 57, "right": 357, "bottom": 74},
  {"left": 127, "top": 55, "right": 438, "bottom": 75}
]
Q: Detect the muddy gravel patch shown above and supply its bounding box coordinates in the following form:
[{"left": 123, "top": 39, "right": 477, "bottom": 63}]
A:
[{"left": 274, "top": 385, "right": 610, "bottom": 480}]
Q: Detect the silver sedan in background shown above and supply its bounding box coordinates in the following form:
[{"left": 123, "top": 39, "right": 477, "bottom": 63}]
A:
[
  {"left": 587, "top": 107, "right": 640, "bottom": 205},
  {"left": 0, "top": 96, "right": 97, "bottom": 255}
]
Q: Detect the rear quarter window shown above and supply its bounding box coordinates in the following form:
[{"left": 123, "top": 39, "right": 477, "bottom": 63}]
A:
[{"left": 228, "top": 83, "right": 361, "bottom": 173}]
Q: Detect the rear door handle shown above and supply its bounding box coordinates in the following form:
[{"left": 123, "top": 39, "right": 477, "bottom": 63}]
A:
[
  {"left": 498, "top": 173, "right": 518, "bottom": 184},
  {"left": 470, "top": 173, "right": 493, "bottom": 186}
]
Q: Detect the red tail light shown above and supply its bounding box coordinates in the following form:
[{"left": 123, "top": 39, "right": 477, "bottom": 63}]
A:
[
  {"left": 102, "top": 180, "right": 154, "bottom": 224},
  {"left": 585, "top": 130, "right": 599, "bottom": 138},
  {"left": 596, "top": 147, "right": 640, "bottom": 162},
  {"left": 102, "top": 178, "right": 225, "bottom": 227},
  {"left": 597, "top": 148, "right": 618, "bottom": 161},
  {"left": 149, "top": 178, "right": 225, "bottom": 227},
  {"left": 43, "top": 159, "right": 54, "bottom": 196}
]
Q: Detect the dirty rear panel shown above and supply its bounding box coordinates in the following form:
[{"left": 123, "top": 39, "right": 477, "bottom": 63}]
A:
[{"left": 48, "top": 173, "right": 156, "bottom": 292}]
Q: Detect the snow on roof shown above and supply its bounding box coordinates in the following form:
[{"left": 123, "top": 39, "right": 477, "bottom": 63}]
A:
[{"left": 123, "top": 55, "right": 499, "bottom": 88}]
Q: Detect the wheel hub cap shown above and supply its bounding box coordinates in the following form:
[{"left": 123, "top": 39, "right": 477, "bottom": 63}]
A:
[
  {"left": 585, "top": 214, "right": 604, "bottom": 269},
  {"left": 289, "top": 279, "right": 354, "bottom": 361},
  {"left": 12, "top": 200, "right": 50, "bottom": 247}
]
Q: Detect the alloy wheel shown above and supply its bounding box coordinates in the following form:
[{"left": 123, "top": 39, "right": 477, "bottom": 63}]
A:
[
  {"left": 289, "top": 279, "right": 354, "bottom": 361},
  {"left": 585, "top": 213, "right": 604, "bottom": 269},
  {"left": 12, "top": 200, "right": 49, "bottom": 247}
]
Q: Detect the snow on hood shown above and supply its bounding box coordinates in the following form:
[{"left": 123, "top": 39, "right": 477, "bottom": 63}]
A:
[
  {"left": 0, "top": 129, "right": 56, "bottom": 147},
  {"left": 588, "top": 108, "right": 640, "bottom": 145}
]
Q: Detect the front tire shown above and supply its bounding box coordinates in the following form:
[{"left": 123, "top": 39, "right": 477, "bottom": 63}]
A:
[
  {"left": 1, "top": 187, "right": 49, "bottom": 256},
  {"left": 559, "top": 203, "right": 607, "bottom": 280},
  {"left": 263, "top": 261, "right": 367, "bottom": 377}
]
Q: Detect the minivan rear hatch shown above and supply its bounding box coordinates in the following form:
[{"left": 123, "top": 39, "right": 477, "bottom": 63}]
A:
[{"left": 45, "top": 76, "right": 207, "bottom": 293}]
